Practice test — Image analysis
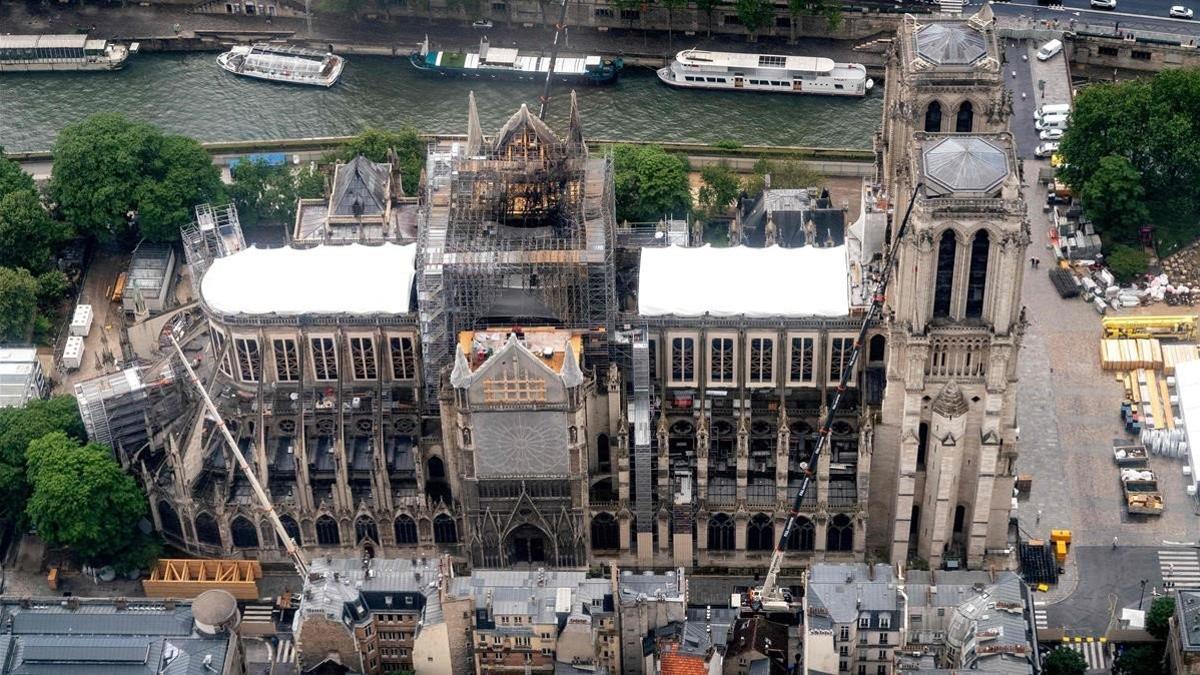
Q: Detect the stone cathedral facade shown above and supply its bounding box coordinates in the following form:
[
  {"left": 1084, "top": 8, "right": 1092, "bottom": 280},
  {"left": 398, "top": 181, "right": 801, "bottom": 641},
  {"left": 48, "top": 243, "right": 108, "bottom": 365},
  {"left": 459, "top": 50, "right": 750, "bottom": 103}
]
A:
[{"left": 136, "top": 7, "right": 1024, "bottom": 576}]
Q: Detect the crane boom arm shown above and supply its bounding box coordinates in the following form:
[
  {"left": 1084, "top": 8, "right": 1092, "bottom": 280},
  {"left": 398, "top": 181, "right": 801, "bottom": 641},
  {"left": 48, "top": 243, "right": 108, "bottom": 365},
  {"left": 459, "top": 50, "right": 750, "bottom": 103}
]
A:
[
  {"left": 756, "top": 183, "right": 923, "bottom": 607},
  {"left": 169, "top": 336, "right": 310, "bottom": 578}
]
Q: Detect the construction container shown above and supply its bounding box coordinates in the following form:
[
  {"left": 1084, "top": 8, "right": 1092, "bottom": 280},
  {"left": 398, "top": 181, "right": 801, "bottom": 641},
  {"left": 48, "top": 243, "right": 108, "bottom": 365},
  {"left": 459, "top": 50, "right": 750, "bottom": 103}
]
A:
[
  {"left": 62, "top": 336, "right": 84, "bottom": 370},
  {"left": 69, "top": 304, "right": 93, "bottom": 337}
]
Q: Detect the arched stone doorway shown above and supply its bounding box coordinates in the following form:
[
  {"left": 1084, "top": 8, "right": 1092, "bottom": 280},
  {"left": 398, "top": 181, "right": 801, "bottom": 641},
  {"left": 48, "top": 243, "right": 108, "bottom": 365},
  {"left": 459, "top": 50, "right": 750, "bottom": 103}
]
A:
[{"left": 506, "top": 524, "right": 551, "bottom": 565}]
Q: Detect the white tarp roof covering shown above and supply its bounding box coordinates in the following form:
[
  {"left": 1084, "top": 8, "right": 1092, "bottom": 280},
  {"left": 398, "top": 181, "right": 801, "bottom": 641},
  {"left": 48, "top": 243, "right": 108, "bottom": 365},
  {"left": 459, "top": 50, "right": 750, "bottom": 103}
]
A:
[
  {"left": 638, "top": 245, "right": 850, "bottom": 317},
  {"left": 201, "top": 243, "right": 416, "bottom": 315},
  {"left": 1175, "top": 359, "right": 1200, "bottom": 492}
]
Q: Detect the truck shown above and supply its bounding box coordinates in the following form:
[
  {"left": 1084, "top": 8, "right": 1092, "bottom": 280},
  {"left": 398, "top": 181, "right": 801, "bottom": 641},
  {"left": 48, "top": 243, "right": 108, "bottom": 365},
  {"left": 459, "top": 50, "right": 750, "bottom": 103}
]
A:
[
  {"left": 1120, "top": 468, "right": 1164, "bottom": 515},
  {"left": 1113, "top": 439, "right": 1149, "bottom": 467}
]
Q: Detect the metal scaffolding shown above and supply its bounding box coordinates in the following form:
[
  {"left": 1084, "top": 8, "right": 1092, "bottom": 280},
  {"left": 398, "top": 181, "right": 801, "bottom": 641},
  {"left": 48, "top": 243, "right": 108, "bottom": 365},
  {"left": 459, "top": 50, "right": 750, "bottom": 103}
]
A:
[
  {"left": 181, "top": 203, "right": 246, "bottom": 281},
  {"left": 417, "top": 105, "right": 616, "bottom": 403}
]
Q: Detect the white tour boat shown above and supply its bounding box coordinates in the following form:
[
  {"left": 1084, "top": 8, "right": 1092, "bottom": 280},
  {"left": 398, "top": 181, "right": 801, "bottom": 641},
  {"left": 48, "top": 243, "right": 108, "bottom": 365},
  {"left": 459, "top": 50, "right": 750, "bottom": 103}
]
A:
[
  {"left": 217, "top": 43, "right": 345, "bottom": 87},
  {"left": 657, "top": 49, "right": 873, "bottom": 97},
  {"left": 0, "top": 34, "right": 135, "bottom": 72}
]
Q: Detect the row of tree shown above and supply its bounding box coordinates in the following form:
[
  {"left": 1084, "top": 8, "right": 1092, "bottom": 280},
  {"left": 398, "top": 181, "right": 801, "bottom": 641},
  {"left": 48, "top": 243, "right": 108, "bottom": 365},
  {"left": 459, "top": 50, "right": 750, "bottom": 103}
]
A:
[
  {"left": 0, "top": 397, "right": 153, "bottom": 571},
  {"left": 1060, "top": 67, "right": 1200, "bottom": 256}
]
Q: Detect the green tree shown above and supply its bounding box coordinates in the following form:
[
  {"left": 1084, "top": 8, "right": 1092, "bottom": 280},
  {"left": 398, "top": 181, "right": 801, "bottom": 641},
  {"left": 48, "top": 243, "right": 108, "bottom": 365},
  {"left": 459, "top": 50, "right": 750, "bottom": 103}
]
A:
[
  {"left": 25, "top": 434, "right": 147, "bottom": 564},
  {"left": 1080, "top": 155, "right": 1149, "bottom": 245},
  {"left": 611, "top": 144, "right": 692, "bottom": 223},
  {"left": 743, "top": 158, "right": 824, "bottom": 196},
  {"left": 698, "top": 162, "right": 740, "bottom": 216},
  {"left": 0, "top": 267, "right": 37, "bottom": 341},
  {"left": 736, "top": 0, "right": 772, "bottom": 40},
  {"left": 1147, "top": 596, "right": 1176, "bottom": 641},
  {"left": 35, "top": 270, "right": 70, "bottom": 313},
  {"left": 660, "top": 0, "right": 687, "bottom": 45},
  {"left": 230, "top": 159, "right": 316, "bottom": 226},
  {"left": 1106, "top": 244, "right": 1150, "bottom": 283},
  {"left": 0, "top": 397, "right": 86, "bottom": 524},
  {"left": 338, "top": 127, "right": 425, "bottom": 197},
  {"left": 1043, "top": 646, "right": 1087, "bottom": 675},
  {"left": 610, "top": 0, "right": 642, "bottom": 28},
  {"left": 786, "top": 0, "right": 840, "bottom": 41},
  {"left": 0, "top": 148, "right": 36, "bottom": 198},
  {"left": 1112, "top": 644, "right": 1165, "bottom": 675},
  {"left": 0, "top": 190, "right": 71, "bottom": 273},
  {"left": 695, "top": 0, "right": 721, "bottom": 36},
  {"left": 50, "top": 113, "right": 222, "bottom": 243}
]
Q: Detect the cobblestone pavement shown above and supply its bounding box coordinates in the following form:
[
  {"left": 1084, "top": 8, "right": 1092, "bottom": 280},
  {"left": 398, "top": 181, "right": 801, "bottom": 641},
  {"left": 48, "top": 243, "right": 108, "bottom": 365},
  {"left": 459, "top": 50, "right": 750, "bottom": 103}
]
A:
[{"left": 1015, "top": 158, "right": 1200, "bottom": 630}]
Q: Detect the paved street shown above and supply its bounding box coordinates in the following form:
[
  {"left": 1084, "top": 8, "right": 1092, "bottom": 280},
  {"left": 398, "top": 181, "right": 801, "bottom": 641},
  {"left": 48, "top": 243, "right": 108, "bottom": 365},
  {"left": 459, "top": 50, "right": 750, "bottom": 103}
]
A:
[{"left": 991, "top": 1, "right": 1200, "bottom": 40}]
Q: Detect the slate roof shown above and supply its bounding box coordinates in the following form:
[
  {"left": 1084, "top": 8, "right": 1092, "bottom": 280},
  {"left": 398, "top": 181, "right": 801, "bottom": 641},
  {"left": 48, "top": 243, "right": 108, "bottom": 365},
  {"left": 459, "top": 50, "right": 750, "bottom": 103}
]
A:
[
  {"left": 330, "top": 155, "right": 390, "bottom": 218},
  {"left": 915, "top": 22, "right": 988, "bottom": 66},
  {"left": 300, "top": 556, "right": 443, "bottom": 627},
  {"left": 449, "top": 569, "right": 612, "bottom": 624},
  {"left": 945, "top": 572, "right": 1034, "bottom": 674},
  {"left": 922, "top": 136, "right": 1009, "bottom": 196},
  {"left": 806, "top": 563, "right": 900, "bottom": 623},
  {"left": 0, "top": 598, "right": 232, "bottom": 675},
  {"left": 618, "top": 569, "right": 685, "bottom": 603},
  {"left": 1179, "top": 590, "right": 1200, "bottom": 651},
  {"left": 739, "top": 189, "right": 845, "bottom": 249}
]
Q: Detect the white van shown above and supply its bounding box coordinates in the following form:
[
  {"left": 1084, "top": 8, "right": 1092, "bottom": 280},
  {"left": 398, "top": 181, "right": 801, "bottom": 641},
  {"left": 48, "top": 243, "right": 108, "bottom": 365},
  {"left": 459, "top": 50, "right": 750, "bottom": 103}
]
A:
[
  {"left": 1036, "top": 113, "right": 1069, "bottom": 131},
  {"left": 1037, "top": 39, "right": 1063, "bottom": 61},
  {"left": 1034, "top": 103, "right": 1071, "bottom": 120}
]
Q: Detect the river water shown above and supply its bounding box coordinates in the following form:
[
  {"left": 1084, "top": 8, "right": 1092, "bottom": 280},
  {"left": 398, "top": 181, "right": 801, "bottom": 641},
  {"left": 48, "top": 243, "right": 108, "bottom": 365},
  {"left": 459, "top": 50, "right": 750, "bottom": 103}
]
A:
[{"left": 0, "top": 52, "right": 882, "bottom": 153}]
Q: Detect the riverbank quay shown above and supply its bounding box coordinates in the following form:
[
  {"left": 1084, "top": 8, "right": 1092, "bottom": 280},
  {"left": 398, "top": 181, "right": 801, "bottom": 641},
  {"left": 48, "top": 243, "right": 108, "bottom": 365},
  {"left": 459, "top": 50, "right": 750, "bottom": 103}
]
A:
[
  {"left": 0, "top": 1, "right": 892, "bottom": 70},
  {"left": 7, "top": 135, "right": 875, "bottom": 182}
]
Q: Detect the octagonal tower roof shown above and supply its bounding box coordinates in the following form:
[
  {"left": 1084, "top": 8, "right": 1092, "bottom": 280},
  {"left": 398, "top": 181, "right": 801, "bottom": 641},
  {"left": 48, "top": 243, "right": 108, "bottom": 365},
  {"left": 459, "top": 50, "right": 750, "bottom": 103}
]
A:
[
  {"left": 922, "top": 136, "right": 1009, "bottom": 196},
  {"left": 914, "top": 22, "right": 988, "bottom": 66}
]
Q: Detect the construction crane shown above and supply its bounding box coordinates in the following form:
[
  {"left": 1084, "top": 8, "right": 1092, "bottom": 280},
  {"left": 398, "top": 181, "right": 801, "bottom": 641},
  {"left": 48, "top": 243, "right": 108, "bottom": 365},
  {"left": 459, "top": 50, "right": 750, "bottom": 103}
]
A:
[
  {"left": 537, "top": 0, "right": 571, "bottom": 120},
  {"left": 168, "top": 336, "right": 310, "bottom": 578},
  {"left": 747, "top": 182, "right": 924, "bottom": 614}
]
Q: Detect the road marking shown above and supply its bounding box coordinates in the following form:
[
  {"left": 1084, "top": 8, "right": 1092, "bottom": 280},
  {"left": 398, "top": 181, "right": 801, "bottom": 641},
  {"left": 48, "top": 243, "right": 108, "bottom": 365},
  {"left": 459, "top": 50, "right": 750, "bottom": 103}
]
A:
[
  {"left": 1158, "top": 550, "right": 1200, "bottom": 587},
  {"left": 275, "top": 637, "right": 294, "bottom": 664},
  {"left": 999, "top": 1, "right": 1200, "bottom": 24},
  {"left": 1065, "top": 639, "right": 1109, "bottom": 671},
  {"left": 1035, "top": 608, "right": 1049, "bottom": 629}
]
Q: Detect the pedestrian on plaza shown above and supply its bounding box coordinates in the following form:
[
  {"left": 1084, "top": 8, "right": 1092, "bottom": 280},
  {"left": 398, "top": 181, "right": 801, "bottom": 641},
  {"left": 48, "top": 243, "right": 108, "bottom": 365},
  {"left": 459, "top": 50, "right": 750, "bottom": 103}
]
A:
[
  {"left": 1036, "top": 509, "right": 1042, "bottom": 524},
  {"left": 1113, "top": 536, "right": 1119, "bottom": 549}
]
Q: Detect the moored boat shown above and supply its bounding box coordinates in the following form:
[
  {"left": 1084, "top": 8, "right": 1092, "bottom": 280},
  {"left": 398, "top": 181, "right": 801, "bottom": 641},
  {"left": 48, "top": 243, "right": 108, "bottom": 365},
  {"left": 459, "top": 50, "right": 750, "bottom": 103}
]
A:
[
  {"left": 657, "top": 49, "right": 873, "bottom": 97},
  {"left": 0, "top": 34, "right": 135, "bottom": 72},
  {"left": 217, "top": 43, "right": 345, "bottom": 87},
  {"left": 409, "top": 36, "right": 622, "bottom": 85}
]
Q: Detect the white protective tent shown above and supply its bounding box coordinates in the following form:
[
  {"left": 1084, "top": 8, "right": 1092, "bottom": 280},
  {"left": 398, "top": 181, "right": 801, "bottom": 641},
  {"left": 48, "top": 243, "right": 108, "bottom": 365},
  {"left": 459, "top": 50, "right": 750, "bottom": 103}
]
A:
[
  {"left": 638, "top": 245, "right": 850, "bottom": 317},
  {"left": 201, "top": 243, "right": 417, "bottom": 316}
]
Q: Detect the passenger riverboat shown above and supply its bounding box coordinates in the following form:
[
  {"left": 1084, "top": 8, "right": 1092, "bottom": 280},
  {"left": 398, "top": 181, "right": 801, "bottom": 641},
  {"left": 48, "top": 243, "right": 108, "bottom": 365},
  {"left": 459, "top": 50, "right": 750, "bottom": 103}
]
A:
[
  {"left": 657, "top": 49, "right": 873, "bottom": 97},
  {"left": 216, "top": 44, "right": 345, "bottom": 87},
  {"left": 0, "top": 34, "right": 135, "bottom": 72},
  {"left": 409, "top": 36, "right": 622, "bottom": 85}
]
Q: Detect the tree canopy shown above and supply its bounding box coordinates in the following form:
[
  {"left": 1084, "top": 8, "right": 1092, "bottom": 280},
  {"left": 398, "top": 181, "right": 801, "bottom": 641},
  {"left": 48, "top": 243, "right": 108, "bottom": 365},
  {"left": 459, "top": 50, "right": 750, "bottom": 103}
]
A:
[
  {"left": 230, "top": 159, "right": 325, "bottom": 226},
  {"left": 50, "top": 113, "right": 224, "bottom": 243},
  {"left": 336, "top": 127, "right": 426, "bottom": 197},
  {"left": 736, "top": 0, "right": 774, "bottom": 38},
  {"left": 1147, "top": 595, "right": 1175, "bottom": 641},
  {"left": 0, "top": 266, "right": 37, "bottom": 342},
  {"left": 788, "top": 0, "right": 841, "bottom": 29},
  {"left": 698, "top": 162, "right": 741, "bottom": 216},
  {"left": 612, "top": 144, "right": 692, "bottom": 223},
  {"left": 1043, "top": 646, "right": 1087, "bottom": 675},
  {"left": 1079, "top": 155, "right": 1149, "bottom": 245},
  {"left": 0, "top": 396, "right": 86, "bottom": 524},
  {"left": 1059, "top": 68, "right": 1200, "bottom": 252},
  {"left": 0, "top": 189, "right": 71, "bottom": 274},
  {"left": 25, "top": 433, "right": 147, "bottom": 565},
  {"left": 1112, "top": 644, "right": 1165, "bottom": 675}
]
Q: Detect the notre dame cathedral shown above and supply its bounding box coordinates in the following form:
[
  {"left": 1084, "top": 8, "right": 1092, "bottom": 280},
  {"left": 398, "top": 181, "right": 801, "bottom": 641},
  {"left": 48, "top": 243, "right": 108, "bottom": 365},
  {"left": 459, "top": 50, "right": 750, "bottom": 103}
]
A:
[{"left": 138, "top": 7, "right": 1025, "bottom": 575}]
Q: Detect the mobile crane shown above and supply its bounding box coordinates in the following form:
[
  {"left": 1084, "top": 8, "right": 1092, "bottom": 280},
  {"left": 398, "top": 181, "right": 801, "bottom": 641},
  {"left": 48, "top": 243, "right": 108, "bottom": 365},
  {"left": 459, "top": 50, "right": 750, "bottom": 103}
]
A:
[
  {"left": 746, "top": 183, "right": 923, "bottom": 614},
  {"left": 169, "top": 336, "right": 310, "bottom": 578}
]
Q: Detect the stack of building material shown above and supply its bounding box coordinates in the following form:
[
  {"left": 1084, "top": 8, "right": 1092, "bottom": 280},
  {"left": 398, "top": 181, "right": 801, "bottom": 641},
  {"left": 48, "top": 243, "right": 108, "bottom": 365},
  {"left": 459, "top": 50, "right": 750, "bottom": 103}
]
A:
[
  {"left": 1121, "top": 368, "right": 1177, "bottom": 431},
  {"left": 1101, "top": 339, "right": 1164, "bottom": 371},
  {"left": 62, "top": 335, "right": 84, "bottom": 370},
  {"left": 1162, "top": 343, "right": 1200, "bottom": 375}
]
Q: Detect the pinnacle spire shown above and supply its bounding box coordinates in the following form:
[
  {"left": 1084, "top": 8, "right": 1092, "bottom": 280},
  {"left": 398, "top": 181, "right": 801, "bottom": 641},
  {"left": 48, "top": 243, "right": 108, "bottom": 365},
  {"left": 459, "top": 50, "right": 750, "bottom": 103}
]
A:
[
  {"left": 566, "top": 90, "right": 584, "bottom": 146},
  {"left": 561, "top": 341, "right": 584, "bottom": 388},
  {"left": 466, "top": 91, "right": 483, "bottom": 157},
  {"left": 450, "top": 345, "right": 473, "bottom": 389}
]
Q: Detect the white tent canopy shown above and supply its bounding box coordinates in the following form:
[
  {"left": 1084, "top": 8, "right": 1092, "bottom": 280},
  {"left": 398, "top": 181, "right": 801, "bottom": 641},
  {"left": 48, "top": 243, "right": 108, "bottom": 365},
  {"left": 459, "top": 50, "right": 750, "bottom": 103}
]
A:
[
  {"left": 201, "top": 243, "right": 417, "bottom": 316},
  {"left": 638, "top": 245, "right": 850, "bottom": 317}
]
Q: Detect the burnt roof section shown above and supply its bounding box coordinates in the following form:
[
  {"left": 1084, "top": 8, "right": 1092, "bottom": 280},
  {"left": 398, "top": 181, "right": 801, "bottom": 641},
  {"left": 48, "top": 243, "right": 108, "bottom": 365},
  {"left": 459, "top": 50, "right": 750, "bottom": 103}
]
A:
[
  {"left": 740, "top": 189, "right": 845, "bottom": 248},
  {"left": 492, "top": 104, "right": 559, "bottom": 155},
  {"left": 915, "top": 23, "right": 987, "bottom": 66},
  {"left": 330, "top": 155, "right": 390, "bottom": 217},
  {"left": 922, "top": 136, "right": 1009, "bottom": 196}
]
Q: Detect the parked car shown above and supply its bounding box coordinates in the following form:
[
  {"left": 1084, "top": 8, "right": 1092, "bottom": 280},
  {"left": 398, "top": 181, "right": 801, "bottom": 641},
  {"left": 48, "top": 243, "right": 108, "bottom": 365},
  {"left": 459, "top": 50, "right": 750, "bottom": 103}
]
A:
[
  {"left": 1036, "top": 113, "right": 1069, "bottom": 131},
  {"left": 472, "top": 19, "right": 493, "bottom": 28},
  {"left": 1170, "top": 5, "right": 1195, "bottom": 17},
  {"left": 1033, "top": 103, "right": 1071, "bottom": 120},
  {"left": 1039, "top": 128, "right": 1065, "bottom": 141},
  {"left": 1090, "top": 0, "right": 1117, "bottom": 8},
  {"left": 1035, "top": 142, "right": 1060, "bottom": 158},
  {"left": 1036, "top": 39, "right": 1063, "bottom": 61}
]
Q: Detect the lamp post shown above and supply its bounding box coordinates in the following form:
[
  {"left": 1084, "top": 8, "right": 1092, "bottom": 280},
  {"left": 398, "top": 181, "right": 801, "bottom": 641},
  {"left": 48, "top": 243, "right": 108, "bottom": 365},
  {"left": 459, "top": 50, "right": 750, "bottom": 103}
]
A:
[{"left": 1138, "top": 578, "right": 1148, "bottom": 610}]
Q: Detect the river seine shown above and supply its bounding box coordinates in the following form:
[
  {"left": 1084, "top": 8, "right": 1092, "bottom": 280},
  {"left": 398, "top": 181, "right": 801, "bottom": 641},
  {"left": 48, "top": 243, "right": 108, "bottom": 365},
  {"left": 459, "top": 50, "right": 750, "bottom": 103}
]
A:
[{"left": 0, "top": 52, "right": 882, "bottom": 153}]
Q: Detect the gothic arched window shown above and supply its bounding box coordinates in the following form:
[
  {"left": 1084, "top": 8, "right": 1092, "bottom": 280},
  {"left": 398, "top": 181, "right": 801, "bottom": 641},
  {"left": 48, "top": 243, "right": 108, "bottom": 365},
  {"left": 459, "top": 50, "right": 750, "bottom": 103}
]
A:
[
  {"left": 394, "top": 515, "right": 418, "bottom": 544},
  {"left": 925, "top": 101, "right": 943, "bottom": 132},
  {"left": 784, "top": 517, "right": 815, "bottom": 551},
  {"left": 195, "top": 512, "right": 221, "bottom": 546},
  {"left": 933, "top": 230, "right": 957, "bottom": 318},
  {"left": 956, "top": 100, "right": 974, "bottom": 133},
  {"left": 278, "top": 515, "right": 302, "bottom": 547},
  {"left": 434, "top": 514, "right": 458, "bottom": 543},
  {"left": 965, "top": 230, "right": 990, "bottom": 319},
  {"left": 355, "top": 516, "right": 379, "bottom": 544},
  {"left": 747, "top": 514, "right": 773, "bottom": 551},
  {"left": 230, "top": 516, "right": 259, "bottom": 548},
  {"left": 827, "top": 514, "right": 854, "bottom": 552},
  {"left": 591, "top": 513, "right": 619, "bottom": 550},
  {"left": 708, "top": 514, "right": 735, "bottom": 551},
  {"left": 316, "top": 515, "right": 341, "bottom": 545}
]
